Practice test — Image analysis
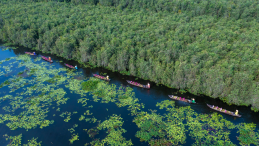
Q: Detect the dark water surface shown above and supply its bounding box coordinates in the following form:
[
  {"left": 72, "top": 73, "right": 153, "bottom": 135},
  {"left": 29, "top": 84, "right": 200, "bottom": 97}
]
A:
[{"left": 0, "top": 44, "right": 259, "bottom": 146}]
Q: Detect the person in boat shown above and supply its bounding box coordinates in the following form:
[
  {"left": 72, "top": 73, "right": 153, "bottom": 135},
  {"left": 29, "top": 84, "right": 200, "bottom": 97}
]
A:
[
  {"left": 192, "top": 98, "right": 195, "bottom": 103},
  {"left": 33, "top": 52, "right": 36, "bottom": 55},
  {"left": 106, "top": 75, "right": 109, "bottom": 80},
  {"left": 147, "top": 83, "right": 150, "bottom": 88},
  {"left": 182, "top": 98, "right": 185, "bottom": 101},
  {"left": 49, "top": 57, "right": 51, "bottom": 61},
  {"left": 219, "top": 108, "right": 222, "bottom": 111},
  {"left": 75, "top": 65, "right": 77, "bottom": 69},
  {"left": 235, "top": 110, "right": 238, "bottom": 115},
  {"left": 212, "top": 105, "right": 214, "bottom": 108}
]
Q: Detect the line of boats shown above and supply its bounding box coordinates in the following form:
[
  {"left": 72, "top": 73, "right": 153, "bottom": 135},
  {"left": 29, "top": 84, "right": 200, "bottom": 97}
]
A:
[
  {"left": 25, "top": 51, "right": 242, "bottom": 118},
  {"left": 25, "top": 52, "right": 77, "bottom": 69},
  {"left": 92, "top": 74, "right": 241, "bottom": 117}
]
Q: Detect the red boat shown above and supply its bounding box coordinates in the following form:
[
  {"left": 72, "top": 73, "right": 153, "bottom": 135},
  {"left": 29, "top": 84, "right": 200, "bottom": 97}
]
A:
[
  {"left": 126, "top": 80, "right": 150, "bottom": 89},
  {"left": 41, "top": 56, "right": 53, "bottom": 63},
  {"left": 25, "top": 52, "right": 36, "bottom": 55},
  {"left": 93, "top": 74, "right": 110, "bottom": 81},
  {"left": 65, "top": 63, "right": 76, "bottom": 69}
]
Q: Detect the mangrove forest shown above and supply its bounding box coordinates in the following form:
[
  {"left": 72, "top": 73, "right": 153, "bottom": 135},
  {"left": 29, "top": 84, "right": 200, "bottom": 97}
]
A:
[{"left": 0, "top": 0, "right": 259, "bottom": 112}]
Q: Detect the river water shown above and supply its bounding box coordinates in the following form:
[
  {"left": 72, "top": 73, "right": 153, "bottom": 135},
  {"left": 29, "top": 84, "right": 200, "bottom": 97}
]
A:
[{"left": 0, "top": 43, "right": 258, "bottom": 146}]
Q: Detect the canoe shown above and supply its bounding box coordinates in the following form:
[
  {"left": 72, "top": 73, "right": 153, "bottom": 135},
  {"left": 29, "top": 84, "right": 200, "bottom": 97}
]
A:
[
  {"left": 25, "top": 52, "right": 36, "bottom": 55},
  {"left": 93, "top": 74, "right": 110, "bottom": 81},
  {"left": 65, "top": 63, "right": 75, "bottom": 69},
  {"left": 207, "top": 104, "right": 241, "bottom": 117},
  {"left": 126, "top": 80, "right": 150, "bottom": 89},
  {"left": 41, "top": 56, "right": 53, "bottom": 63},
  {"left": 168, "top": 95, "right": 196, "bottom": 104}
]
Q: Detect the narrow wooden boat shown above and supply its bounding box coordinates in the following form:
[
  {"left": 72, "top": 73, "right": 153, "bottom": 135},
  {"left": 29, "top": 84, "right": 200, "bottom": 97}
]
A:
[
  {"left": 93, "top": 74, "right": 110, "bottom": 81},
  {"left": 207, "top": 104, "right": 241, "bottom": 117},
  {"left": 168, "top": 95, "right": 196, "bottom": 104},
  {"left": 25, "top": 52, "right": 36, "bottom": 55},
  {"left": 126, "top": 80, "right": 150, "bottom": 89},
  {"left": 41, "top": 56, "right": 53, "bottom": 63},
  {"left": 65, "top": 63, "right": 75, "bottom": 69}
]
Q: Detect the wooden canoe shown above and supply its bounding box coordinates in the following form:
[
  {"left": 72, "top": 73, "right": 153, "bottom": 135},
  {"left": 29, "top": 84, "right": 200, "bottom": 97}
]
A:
[
  {"left": 25, "top": 52, "right": 36, "bottom": 55},
  {"left": 126, "top": 80, "right": 150, "bottom": 89},
  {"left": 65, "top": 63, "right": 75, "bottom": 69},
  {"left": 41, "top": 56, "right": 53, "bottom": 63},
  {"left": 207, "top": 104, "right": 241, "bottom": 117},
  {"left": 168, "top": 95, "right": 196, "bottom": 104},
  {"left": 93, "top": 74, "right": 110, "bottom": 81}
]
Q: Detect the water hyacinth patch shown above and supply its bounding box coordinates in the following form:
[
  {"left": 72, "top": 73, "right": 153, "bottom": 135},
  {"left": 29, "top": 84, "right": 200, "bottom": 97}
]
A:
[
  {"left": 4, "top": 133, "right": 42, "bottom": 146},
  {"left": 236, "top": 123, "right": 259, "bottom": 146},
  {"left": 86, "top": 115, "right": 133, "bottom": 146},
  {"left": 69, "top": 133, "right": 79, "bottom": 144}
]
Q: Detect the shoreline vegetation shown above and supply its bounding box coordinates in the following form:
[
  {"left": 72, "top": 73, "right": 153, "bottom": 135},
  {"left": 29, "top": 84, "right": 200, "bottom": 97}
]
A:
[
  {"left": 0, "top": 54, "right": 258, "bottom": 145},
  {"left": 1, "top": 0, "right": 259, "bottom": 111}
]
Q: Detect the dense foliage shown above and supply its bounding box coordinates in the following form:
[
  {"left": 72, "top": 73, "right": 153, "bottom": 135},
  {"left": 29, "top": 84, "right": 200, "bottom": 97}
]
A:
[
  {"left": 0, "top": 1, "right": 259, "bottom": 111},
  {"left": 2, "top": 0, "right": 259, "bottom": 22}
]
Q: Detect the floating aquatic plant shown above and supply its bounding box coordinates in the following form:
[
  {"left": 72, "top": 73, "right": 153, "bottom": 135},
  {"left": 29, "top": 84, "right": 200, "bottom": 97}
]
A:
[
  {"left": 4, "top": 133, "right": 22, "bottom": 146},
  {"left": 69, "top": 133, "right": 79, "bottom": 144},
  {"left": 79, "top": 115, "right": 85, "bottom": 121},
  {"left": 87, "top": 127, "right": 99, "bottom": 138},
  {"left": 0, "top": 80, "right": 11, "bottom": 88},
  {"left": 78, "top": 98, "right": 89, "bottom": 106},
  {"left": 23, "top": 137, "right": 42, "bottom": 146},
  {"left": 86, "top": 115, "right": 133, "bottom": 146},
  {"left": 68, "top": 124, "right": 78, "bottom": 134},
  {"left": 236, "top": 123, "right": 259, "bottom": 146},
  {"left": 4, "top": 133, "right": 42, "bottom": 146}
]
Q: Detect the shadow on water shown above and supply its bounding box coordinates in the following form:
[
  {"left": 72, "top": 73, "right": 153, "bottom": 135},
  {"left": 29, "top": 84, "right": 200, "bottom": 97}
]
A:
[{"left": 1, "top": 42, "right": 259, "bottom": 145}]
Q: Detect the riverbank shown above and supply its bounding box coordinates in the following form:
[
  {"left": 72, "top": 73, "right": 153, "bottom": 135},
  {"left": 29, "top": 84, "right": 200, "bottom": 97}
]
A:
[{"left": 1, "top": 1, "right": 259, "bottom": 111}]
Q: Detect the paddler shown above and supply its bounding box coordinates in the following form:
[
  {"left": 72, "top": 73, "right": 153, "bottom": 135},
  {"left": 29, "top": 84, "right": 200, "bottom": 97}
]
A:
[
  {"left": 147, "top": 83, "right": 150, "bottom": 88},
  {"left": 49, "top": 57, "right": 51, "bottom": 61},
  {"left": 33, "top": 52, "right": 36, "bottom": 55},
  {"left": 106, "top": 75, "right": 109, "bottom": 80},
  {"left": 192, "top": 98, "right": 195, "bottom": 103},
  {"left": 235, "top": 110, "right": 238, "bottom": 115},
  {"left": 75, "top": 65, "right": 77, "bottom": 69}
]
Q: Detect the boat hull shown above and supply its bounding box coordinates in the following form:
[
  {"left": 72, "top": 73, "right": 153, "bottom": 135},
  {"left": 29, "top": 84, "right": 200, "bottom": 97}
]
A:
[
  {"left": 25, "top": 52, "right": 36, "bottom": 55},
  {"left": 126, "top": 80, "right": 150, "bottom": 89},
  {"left": 93, "top": 74, "right": 110, "bottom": 81},
  {"left": 207, "top": 104, "right": 241, "bottom": 117},
  {"left": 168, "top": 95, "right": 195, "bottom": 104},
  {"left": 41, "top": 56, "right": 53, "bottom": 63},
  {"left": 65, "top": 63, "right": 75, "bottom": 69}
]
